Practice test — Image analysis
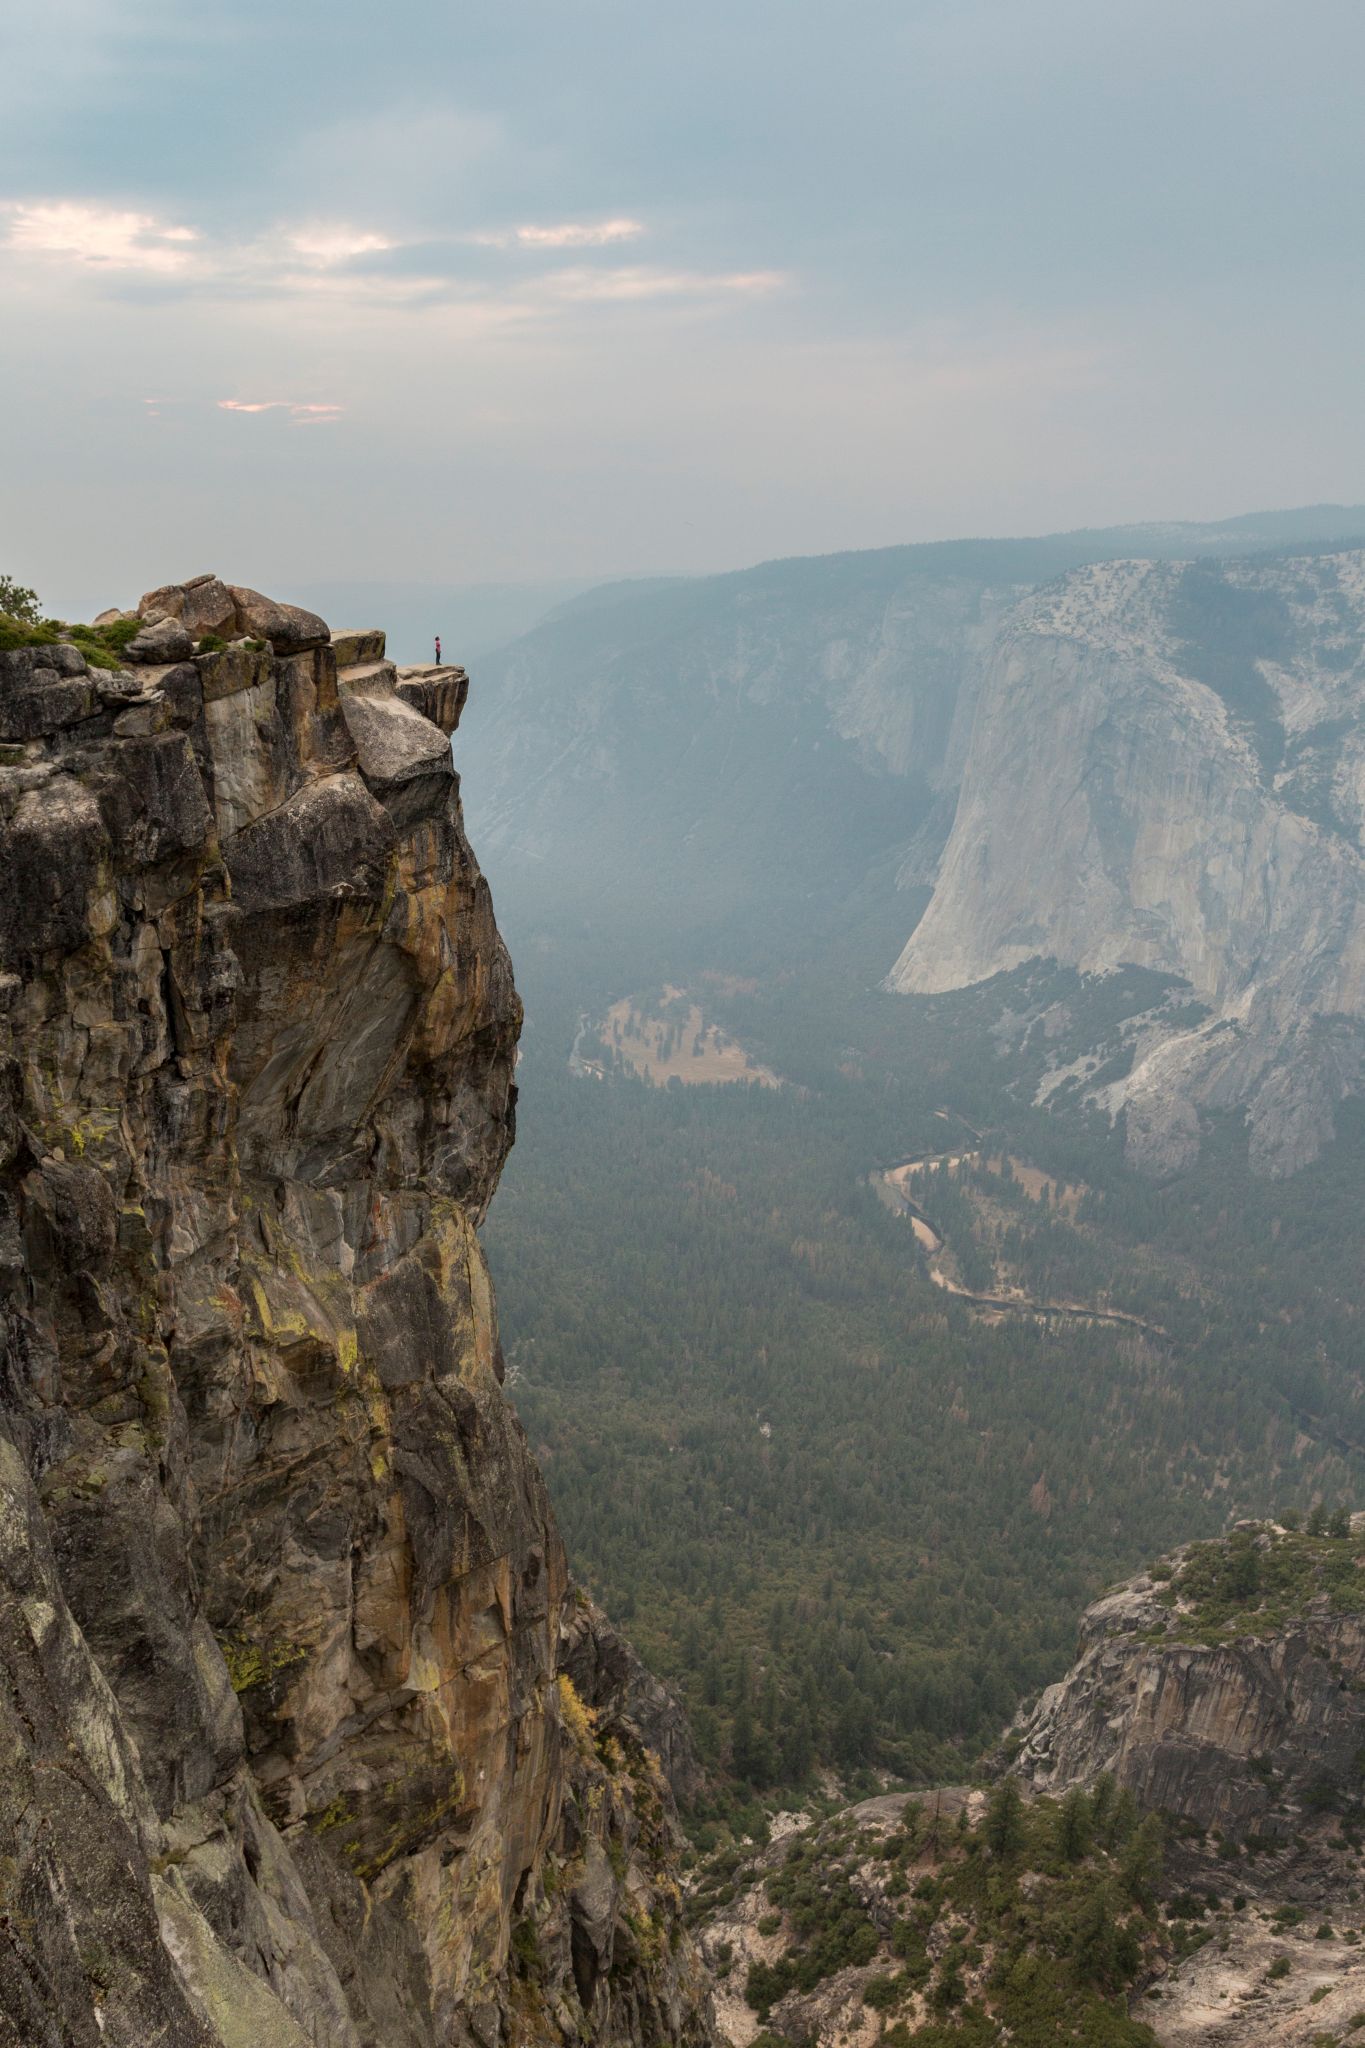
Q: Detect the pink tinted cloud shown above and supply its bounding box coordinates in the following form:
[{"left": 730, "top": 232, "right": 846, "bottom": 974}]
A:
[
  {"left": 3, "top": 200, "right": 199, "bottom": 272},
  {"left": 217, "top": 399, "right": 343, "bottom": 422}
]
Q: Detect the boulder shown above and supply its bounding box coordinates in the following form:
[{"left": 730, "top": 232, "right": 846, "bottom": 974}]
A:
[
  {"left": 137, "top": 575, "right": 238, "bottom": 641},
  {"left": 227, "top": 587, "right": 329, "bottom": 654},
  {"left": 339, "top": 690, "right": 453, "bottom": 789},
  {"left": 127, "top": 617, "right": 195, "bottom": 665},
  {"left": 0, "top": 647, "right": 97, "bottom": 741},
  {"left": 222, "top": 773, "right": 394, "bottom": 915},
  {"left": 331, "top": 629, "right": 386, "bottom": 667}
]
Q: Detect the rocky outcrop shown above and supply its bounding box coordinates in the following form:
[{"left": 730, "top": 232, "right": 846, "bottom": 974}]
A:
[
  {"left": 889, "top": 553, "right": 1365, "bottom": 1174},
  {"left": 136, "top": 574, "right": 330, "bottom": 654},
  {"left": 1007, "top": 1527, "right": 1365, "bottom": 1839},
  {"left": 559, "top": 1598, "right": 706, "bottom": 1810},
  {"left": 0, "top": 590, "right": 713, "bottom": 2048}
]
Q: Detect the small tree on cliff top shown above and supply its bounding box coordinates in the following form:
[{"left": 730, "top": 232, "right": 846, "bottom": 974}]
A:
[{"left": 0, "top": 576, "right": 41, "bottom": 625}]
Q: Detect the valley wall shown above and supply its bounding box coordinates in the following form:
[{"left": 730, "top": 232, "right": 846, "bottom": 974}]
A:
[
  {"left": 461, "top": 525, "right": 1365, "bottom": 1175},
  {"left": 890, "top": 553, "right": 1365, "bottom": 1173}
]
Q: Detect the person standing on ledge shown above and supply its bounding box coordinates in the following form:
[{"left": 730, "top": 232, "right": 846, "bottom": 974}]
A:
[{"left": 434, "top": 633, "right": 442, "bottom": 664}]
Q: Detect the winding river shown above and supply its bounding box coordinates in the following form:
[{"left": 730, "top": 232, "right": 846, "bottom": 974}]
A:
[{"left": 874, "top": 1128, "right": 1170, "bottom": 1343}]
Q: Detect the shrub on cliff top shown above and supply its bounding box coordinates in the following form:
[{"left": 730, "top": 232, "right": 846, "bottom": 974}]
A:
[
  {"left": 1160, "top": 1521, "right": 1365, "bottom": 1644},
  {"left": 0, "top": 576, "right": 41, "bottom": 625},
  {"left": 0, "top": 614, "right": 60, "bottom": 651},
  {"left": 0, "top": 611, "right": 144, "bottom": 670}
]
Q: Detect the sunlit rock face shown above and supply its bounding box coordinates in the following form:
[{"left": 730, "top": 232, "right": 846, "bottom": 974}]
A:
[
  {"left": 890, "top": 552, "right": 1365, "bottom": 1174},
  {"left": 0, "top": 592, "right": 714, "bottom": 2048}
]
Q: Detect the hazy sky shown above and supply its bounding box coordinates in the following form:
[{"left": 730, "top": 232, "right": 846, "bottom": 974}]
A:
[{"left": 4, "top": 0, "right": 1363, "bottom": 615}]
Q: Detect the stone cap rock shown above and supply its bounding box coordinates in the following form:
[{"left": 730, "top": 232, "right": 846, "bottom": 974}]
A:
[
  {"left": 394, "top": 665, "right": 469, "bottom": 736},
  {"left": 138, "top": 574, "right": 238, "bottom": 641},
  {"left": 330, "top": 629, "right": 386, "bottom": 667},
  {"left": 137, "top": 576, "right": 329, "bottom": 655}
]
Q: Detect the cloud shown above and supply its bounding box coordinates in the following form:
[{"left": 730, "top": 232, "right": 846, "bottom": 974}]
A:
[
  {"left": 485, "top": 218, "right": 646, "bottom": 249},
  {"left": 0, "top": 195, "right": 785, "bottom": 329},
  {"left": 216, "top": 399, "right": 344, "bottom": 422},
  {"left": 4, "top": 200, "right": 198, "bottom": 273},
  {"left": 1, "top": 200, "right": 416, "bottom": 300},
  {"left": 138, "top": 396, "right": 344, "bottom": 426},
  {"left": 286, "top": 228, "right": 395, "bottom": 265},
  {"left": 543, "top": 265, "right": 786, "bottom": 302}
]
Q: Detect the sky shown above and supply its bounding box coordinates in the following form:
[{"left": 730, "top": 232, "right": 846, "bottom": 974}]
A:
[{"left": 3, "top": 0, "right": 1364, "bottom": 616}]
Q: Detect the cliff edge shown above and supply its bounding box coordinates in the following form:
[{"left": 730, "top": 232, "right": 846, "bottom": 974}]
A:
[{"left": 0, "top": 577, "right": 713, "bottom": 2048}]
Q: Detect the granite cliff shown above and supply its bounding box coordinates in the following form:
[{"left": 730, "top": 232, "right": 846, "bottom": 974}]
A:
[
  {"left": 0, "top": 577, "right": 713, "bottom": 2048},
  {"left": 1009, "top": 1521, "right": 1365, "bottom": 1835},
  {"left": 1004, "top": 1522, "right": 1365, "bottom": 2045},
  {"left": 889, "top": 551, "right": 1365, "bottom": 1175},
  {"left": 687, "top": 1525, "right": 1365, "bottom": 2048},
  {"left": 457, "top": 513, "right": 1365, "bottom": 1175},
  {"left": 459, "top": 508, "right": 1365, "bottom": 933}
]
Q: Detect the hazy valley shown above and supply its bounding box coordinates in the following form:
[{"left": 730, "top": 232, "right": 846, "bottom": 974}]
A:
[{"left": 5, "top": 514, "right": 1365, "bottom": 2048}]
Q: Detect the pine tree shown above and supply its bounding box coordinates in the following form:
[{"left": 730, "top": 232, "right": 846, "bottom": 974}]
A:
[
  {"left": 1225, "top": 1536, "right": 1260, "bottom": 1602},
  {"left": 1057, "top": 1787, "right": 1091, "bottom": 1862},
  {"left": 983, "top": 1776, "right": 1024, "bottom": 1858},
  {"left": 1109, "top": 1785, "right": 1139, "bottom": 1849},
  {"left": 1072, "top": 1884, "right": 1119, "bottom": 1986},
  {"left": 1120, "top": 1814, "right": 1164, "bottom": 1909}
]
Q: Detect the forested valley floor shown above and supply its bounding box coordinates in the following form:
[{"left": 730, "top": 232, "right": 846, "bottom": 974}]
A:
[{"left": 485, "top": 885, "right": 1365, "bottom": 1826}]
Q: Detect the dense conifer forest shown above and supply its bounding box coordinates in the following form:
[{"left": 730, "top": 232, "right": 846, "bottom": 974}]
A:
[{"left": 485, "top": 886, "right": 1365, "bottom": 1811}]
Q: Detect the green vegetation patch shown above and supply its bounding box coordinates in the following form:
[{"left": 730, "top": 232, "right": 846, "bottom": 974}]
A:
[
  {"left": 716, "top": 1786, "right": 1163, "bottom": 2044},
  {"left": 0, "top": 614, "right": 62, "bottom": 653},
  {"left": 1153, "top": 1521, "right": 1365, "bottom": 1646},
  {"left": 68, "top": 617, "right": 142, "bottom": 668},
  {"left": 0, "top": 610, "right": 141, "bottom": 670},
  {"left": 491, "top": 904, "right": 1365, "bottom": 1816}
]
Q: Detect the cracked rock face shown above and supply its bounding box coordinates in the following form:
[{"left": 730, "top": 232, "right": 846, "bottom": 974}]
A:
[{"left": 0, "top": 589, "right": 713, "bottom": 2048}]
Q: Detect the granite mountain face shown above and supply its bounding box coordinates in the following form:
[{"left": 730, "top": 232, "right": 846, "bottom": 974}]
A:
[
  {"left": 890, "top": 551, "right": 1365, "bottom": 1176},
  {"left": 460, "top": 508, "right": 1365, "bottom": 1172},
  {"left": 0, "top": 583, "right": 713, "bottom": 2048}
]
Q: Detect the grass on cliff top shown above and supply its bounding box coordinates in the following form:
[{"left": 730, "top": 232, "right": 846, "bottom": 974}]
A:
[
  {"left": 1148, "top": 1519, "right": 1365, "bottom": 1646},
  {"left": 0, "top": 613, "right": 142, "bottom": 670}
]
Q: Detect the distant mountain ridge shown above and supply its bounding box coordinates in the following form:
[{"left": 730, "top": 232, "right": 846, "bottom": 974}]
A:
[
  {"left": 458, "top": 506, "right": 1365, "bottom": 1171},
  {"left": 459, "top": 505, "right": 1365, "bottom": 910}
]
